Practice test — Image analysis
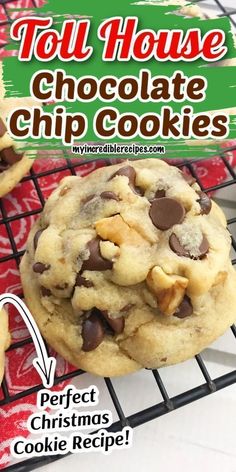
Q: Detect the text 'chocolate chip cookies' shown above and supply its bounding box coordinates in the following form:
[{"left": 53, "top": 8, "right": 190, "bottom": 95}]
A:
[{"left": 20, "top": 159, "right": 236, "bottom": 377}]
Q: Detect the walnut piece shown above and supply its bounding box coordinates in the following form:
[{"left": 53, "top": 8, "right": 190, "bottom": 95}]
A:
[
  {"left": 146, "top": 266, "right": 188, "bottom": 316},
  {"left": 95, "top": 215, "right": 147, "bottom": 246}
]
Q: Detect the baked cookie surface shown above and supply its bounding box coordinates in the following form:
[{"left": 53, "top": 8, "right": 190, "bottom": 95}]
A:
[
  {"left": 0, "top": 97, "right": 37, "bottom": 198},
  {"left": 20, "top": 159, "right": 236, "bottom": 376},
  {"left": 0, "top": 308, "right": 10, "bottom": 383}
]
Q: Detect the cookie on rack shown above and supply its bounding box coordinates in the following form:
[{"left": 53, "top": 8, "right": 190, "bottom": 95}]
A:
[
  {"left": 0, "top": 97, "right": 39, "bottom": 198},
  {"left": 0, "top": 308, "right": 10, "bottom": 383},
  {"left": 20, "top": 159, "right": 236, "bottom": 376}
]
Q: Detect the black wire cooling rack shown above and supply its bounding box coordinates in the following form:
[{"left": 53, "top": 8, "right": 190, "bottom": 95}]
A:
[
  {"left": 0, "top": 0, "right": 236, "bottom": 471},
  {"left": 0, "top": 0, "right": 39, "bottom": 42}
]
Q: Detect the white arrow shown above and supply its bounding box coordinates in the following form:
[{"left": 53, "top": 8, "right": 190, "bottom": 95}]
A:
[{"left": 0, "top": 293, "right": 56, "bottom": 388}]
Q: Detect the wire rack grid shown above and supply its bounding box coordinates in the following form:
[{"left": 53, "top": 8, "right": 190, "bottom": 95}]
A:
[
  {"left": 0, "top": 0, "right": 236, "bottom": 471},
  {"left": 0, "top": 0, "right": 39, "bottom": 44}
]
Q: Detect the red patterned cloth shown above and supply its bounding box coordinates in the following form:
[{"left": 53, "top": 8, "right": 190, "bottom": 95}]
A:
[{"left": 0, "top": 1, "right": 45, "bottom": 56}]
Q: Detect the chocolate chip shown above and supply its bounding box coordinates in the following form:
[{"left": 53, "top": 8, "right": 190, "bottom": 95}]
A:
[
  {"left": 0, "top": 120, "right": 23, "bottom": 166},
  {"left": 0, "top": 147, "right": 23, "bottom": 166},
  {"left": 108, "top": 165, "right": 143, "bottom": 195},
  {"left": 81, "top": 238, "right": 113, "bottom": 271},
  {"left": 0, "top": 161, "right": 9, "bottom": 173},
  {"left": 131, "top": 183, "right": 143, "bottom": 196},
  {"left": 75, "top": 273, "right": 94, "bottom": 288},
  {"left": 169, "top": 233, "right": 209, "bottom": 259},
  {"left": 82, "top": 311, "right": 105, "bottom": 352},
  {"left": 33, "top": 229, "right": 45, "bottom": 251},
  {"left": 109, "top": 165, "right": 135, "bottom": 182},
  {"left": 196, "top": 191, "right": 212, "bottom": 215},
  {"left": 33, "top": 262, "right": 51, "bottom": 274},
  {"left": 182, "top": 172, "right": 196, "bottom": 186},
  {"left": 169, "top": 233, "right": 189, "bottom": 257},
  {"left": 100, "top": 191, "right": 119, "bottom": 201},
  {"left": 0, "top": 118, "right": 7, "bottom": 137},
  {"left": 120, "top": 303, "right": 134, "bottom": 312},
  {"left": 198, "top": 235, "right": 209, "bottom": 259},
  {"left": 41, "top": 286, "right": 52, "bottom": 297},
  {"left": 174, "top": 295, "right": 193, "bottom": 318},
  {"left": 155, "top": 189, "right": 166, "bottom": 199},
  {"left": 148, "top": 189, "right": 166, "bottom": 203},
  {"left": 101, "top": 311, "right": 125, "bottom": 334},
  {"left": 82, "top": 194, "right": 96, "bottom": 205},
  {"left": 149, "top": 197, "right": 185, "bottom": 231},
  {"left": 55, "top": 283, "right": 69, "bottom": 290}
]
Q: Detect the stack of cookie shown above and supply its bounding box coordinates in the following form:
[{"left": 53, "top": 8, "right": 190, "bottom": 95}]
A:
[
  {"left": 0, "top": 63, "right": 38, "bottom": 383},
  {"left": 0, "top": 93, "right": 38, "bottom": 197}
]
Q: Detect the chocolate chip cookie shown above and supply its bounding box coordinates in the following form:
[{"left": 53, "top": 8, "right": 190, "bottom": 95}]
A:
[
  {"left": 0, "top": 97, "right": 37, "bottom": 198},
  {"left": 20, "top": 159, "right": 236, "bottom": 376},
  {"left": 0, "top": 309, "right": 10, "bottom": 383}
]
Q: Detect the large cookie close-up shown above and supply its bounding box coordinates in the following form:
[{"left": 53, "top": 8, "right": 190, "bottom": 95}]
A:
[{"left": 20, "top": 159, "right": 236, "bottom": 376}]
